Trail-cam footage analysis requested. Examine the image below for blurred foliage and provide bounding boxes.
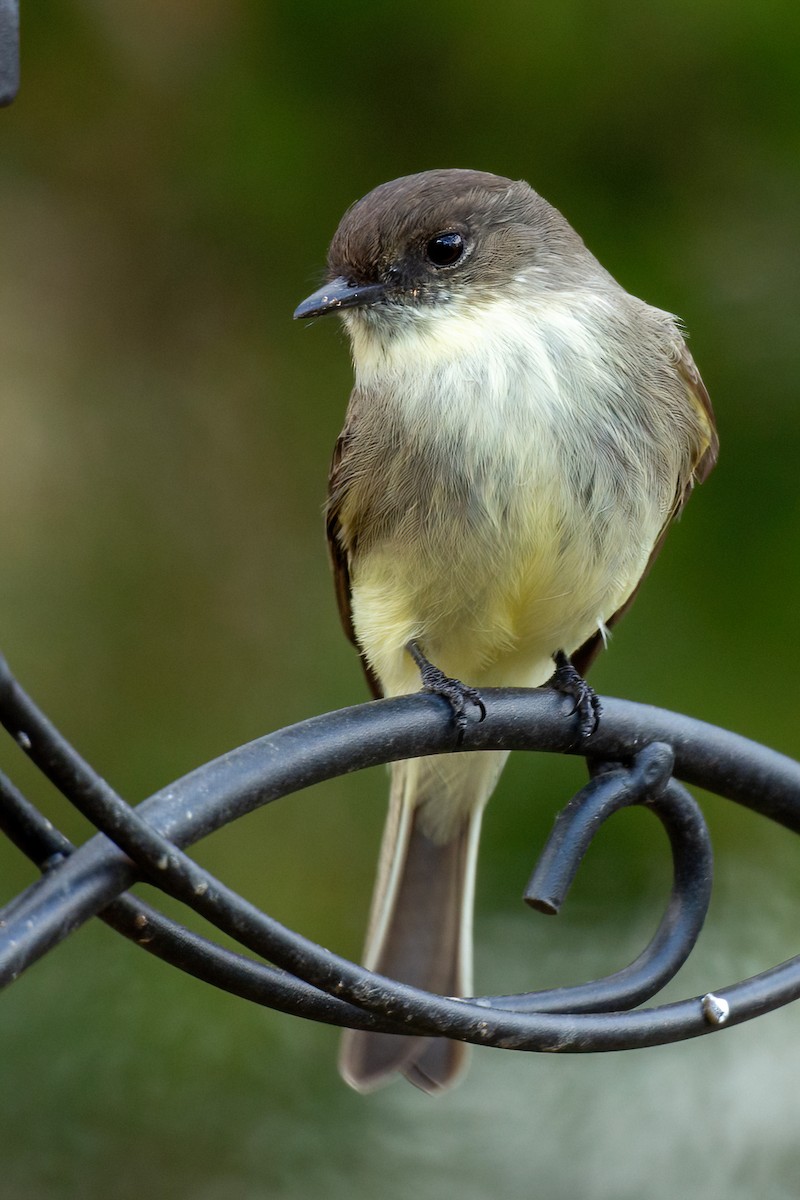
[1,1,800,1196]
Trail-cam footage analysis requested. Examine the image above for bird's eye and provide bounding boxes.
[426,231,465,267]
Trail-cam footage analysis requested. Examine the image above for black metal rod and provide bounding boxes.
[487,747,713,1014]
[1,656,800,1052]
[1,657,800,1051]
[0,766,396,1031]
[0,734,712,1026]
[0,766,72,868]
[525,743,676,913]
[0,0,19,107]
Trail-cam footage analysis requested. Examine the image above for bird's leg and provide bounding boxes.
[405,640,486,742]
[548,650,602,740]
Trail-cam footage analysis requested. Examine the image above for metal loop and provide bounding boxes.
[486,745,713,1015]
[1,652,800,1054]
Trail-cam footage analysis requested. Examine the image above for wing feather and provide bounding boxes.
[572,344,718,676]
[326,407,383,699]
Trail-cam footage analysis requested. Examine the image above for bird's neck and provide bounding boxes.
[346,289,621,433]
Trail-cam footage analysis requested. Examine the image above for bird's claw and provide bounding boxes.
[406,641,486,743]
[548,650,602,740]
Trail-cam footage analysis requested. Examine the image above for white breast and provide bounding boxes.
[343,290,684,695]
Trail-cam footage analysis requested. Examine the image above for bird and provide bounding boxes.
[293,168,718,1094]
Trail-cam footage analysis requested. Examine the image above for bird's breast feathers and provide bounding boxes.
[336,291,705,693]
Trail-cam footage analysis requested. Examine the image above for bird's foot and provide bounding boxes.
[548,650,602,740]
[406,640,486,743]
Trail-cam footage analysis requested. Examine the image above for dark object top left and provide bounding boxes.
[0,0,19,107]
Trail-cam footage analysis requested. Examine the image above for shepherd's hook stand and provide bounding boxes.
[2,652,800,1053]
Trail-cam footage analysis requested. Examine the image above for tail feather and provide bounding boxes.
[339,752,506,1094]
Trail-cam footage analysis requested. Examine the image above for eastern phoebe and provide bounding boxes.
[294,169,717,1094]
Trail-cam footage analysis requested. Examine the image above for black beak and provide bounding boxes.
[293,276,386,320]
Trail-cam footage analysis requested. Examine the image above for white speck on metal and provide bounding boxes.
[701,992,730,1026]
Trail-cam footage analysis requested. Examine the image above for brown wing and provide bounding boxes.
[676,343,718,487]
[326,416,383,699]
[572,344,719,677]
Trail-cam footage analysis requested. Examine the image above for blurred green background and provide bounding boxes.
[1,1,800,1196]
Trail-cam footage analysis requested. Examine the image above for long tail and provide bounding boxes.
[339,750,507,1094]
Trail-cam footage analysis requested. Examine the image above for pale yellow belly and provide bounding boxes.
[349,497,653,698]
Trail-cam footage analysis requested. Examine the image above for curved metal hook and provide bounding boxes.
[486,744,713,1014]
